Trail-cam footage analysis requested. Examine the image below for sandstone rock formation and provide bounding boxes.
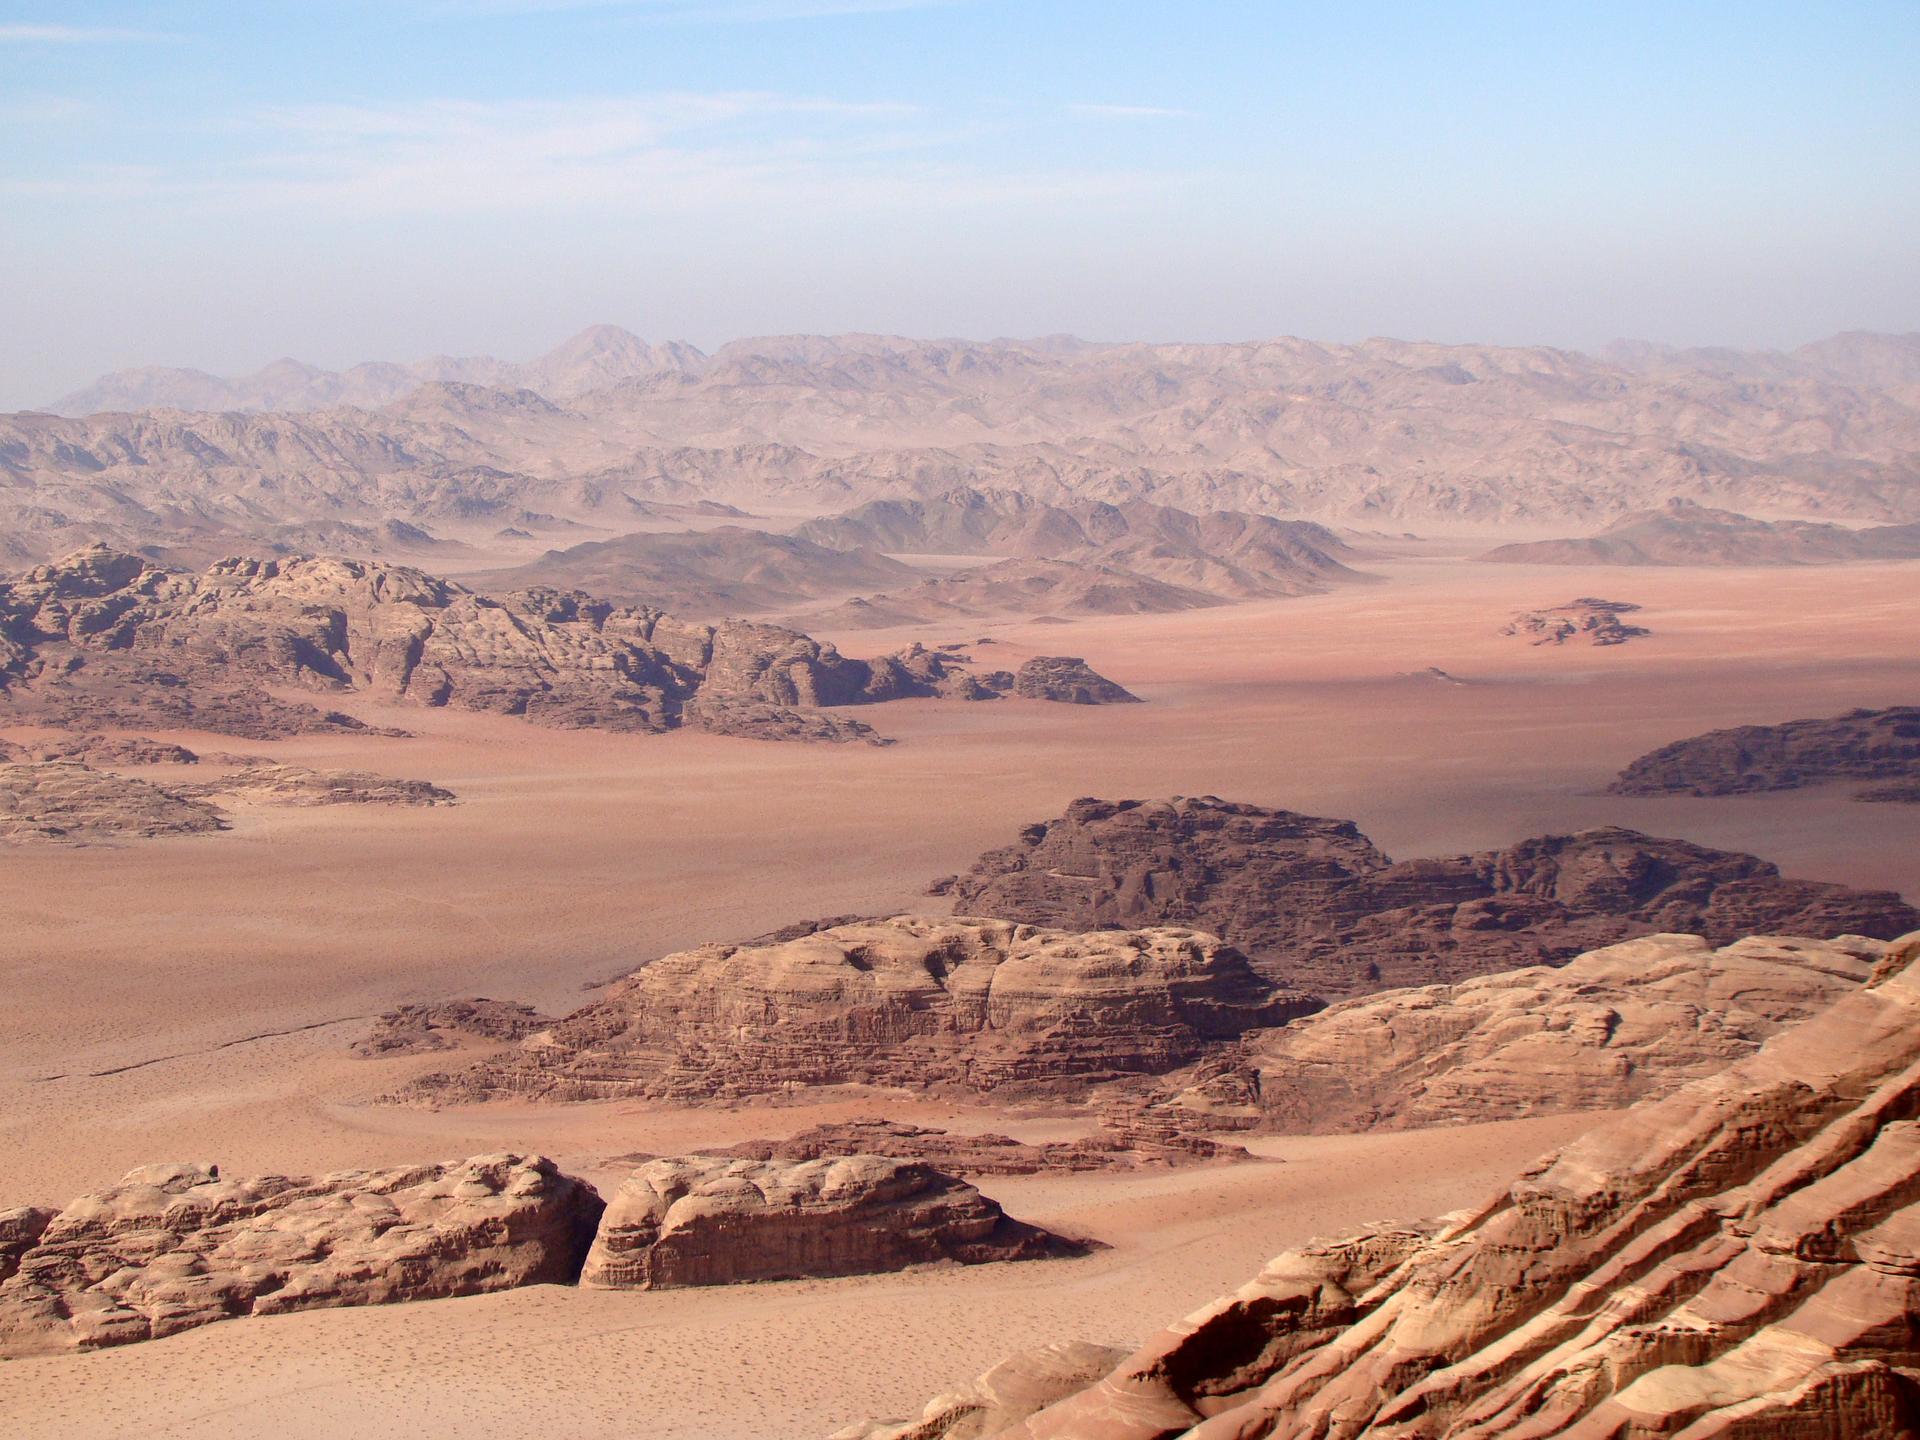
[0,733,203,766]
[579,1155,1077,1290]
[352,999,556,1058]
[843,929,1920,1439]
[1483,498,1920,565]
[1500,597,1649,645]
[1010,656,1140,705]
[828,1341,1130,1440]
[0,1154,604,1357]
[0,761,226,843]
[177,764,456,807]
[400,916,1315,1104]
[1611,704,1920,798]
[0,545,1038,743]
[722,1114,1247,1176]
[1221,931,1881,1133]
[943,797,1920,996]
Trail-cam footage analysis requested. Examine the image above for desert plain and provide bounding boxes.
[3,540,1916,1438]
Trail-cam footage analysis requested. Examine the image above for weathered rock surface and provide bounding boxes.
[0,761,226,843]
[401,916,1315,1104]
[723,1114,1248,1176]
[1224,931,1881,1133]
[0,545,1031,743]
[579,1155,1076,1290]
[1500,596,1649,646]
[1611,704,1920,798]
[944,796,1919,996]
[0,733,202,766]
[177,764,457,807]
[1010,656,1140,705]
[850,929,1920,1439]
[0,1154,604,1357]
[352,999,556,1058]
[828,1340,1131,1440]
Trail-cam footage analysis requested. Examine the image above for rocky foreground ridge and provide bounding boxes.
[839,929,1920,1439]
[399,916,1313,1104]
[941,797,1919,996]
[1611,705,1920,799]
[0,546,1137,743]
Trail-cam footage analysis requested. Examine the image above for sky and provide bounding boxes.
[2,0,1917,407]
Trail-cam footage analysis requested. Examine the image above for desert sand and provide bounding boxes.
[2,549,1916,1433]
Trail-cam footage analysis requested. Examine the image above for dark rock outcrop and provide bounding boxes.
[399,916,1316,1104]
[579,1155,1078,1289]
[1611,704,1920,797]
[1500,596,1649,645]
[944,796,1919,996]
[0,1154,604,1357]
[0,761,226,843]
[722,1114,1247,1176]
[177,764,457,807]
[352,998,556,1058]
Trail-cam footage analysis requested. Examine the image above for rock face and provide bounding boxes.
[0,545,1029,742]
[944,797,1920,997]
[177,764,456,807]
[0,761,226,843]
[0,1154,604,1357]
[352,999,555,1058]
[1483,499,1920,566]
[828,1341,1131,1440]
[1226,932,1880,1133]
[1500,597,1649,645]
[853,929,1920,1440]
[723,1115,1247,1176]
[578,1155,1077,1290]
[1611,705,1920,798]
[401,916,1315,1104]
[1011,656,1141,704]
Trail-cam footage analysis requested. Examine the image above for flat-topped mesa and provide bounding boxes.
[842,929,1920,1439]
[579,1155,1079,1290]
[943,796,1920,996]
[0,1154,604,1357]
[398,915,1316,1105]
[0,544,1078,742]
[1611,704,1920,798]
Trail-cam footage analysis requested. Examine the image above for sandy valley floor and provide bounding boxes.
[3,549,1917,1434]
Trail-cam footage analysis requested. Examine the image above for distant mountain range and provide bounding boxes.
[1483,499,1920,566]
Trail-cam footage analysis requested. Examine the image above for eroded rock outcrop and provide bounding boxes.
[579,1155,1077,1290]
[352,998,556,1058]
[400,916,1315,1104]
[1501,596,1649,646]
[1011,656,1140,704]
[944,797,1919,996]
[1218,931,1881,1133]
[845,930,1920,1439]
[0,761,226,843]
[0,545,1032,742]
[1611,704,1920,798]
[0,1154,604,1357]
[0,733,202,766]
[723,1114,1247,1176]
[828,1341,1131,1440]
[176,764,457,807]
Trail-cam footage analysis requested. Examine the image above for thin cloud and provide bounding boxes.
[1067,103,1195,120]
[0,23,171,43]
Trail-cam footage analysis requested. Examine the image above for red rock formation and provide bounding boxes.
[846,930,1920,1438]
[1611,705,1920,798]
[0,761,226,843]
[0,1154,604,1357]
[1501,596,1649,645]
[400,916,1315,1104]
[721,1115,1248,1175]
[944,797,1919,995]
[579,1155,1078,1289]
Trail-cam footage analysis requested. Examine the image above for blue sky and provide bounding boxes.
[2,1,1916,405]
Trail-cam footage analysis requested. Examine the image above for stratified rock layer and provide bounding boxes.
[0,1154,604,1357]
[1611,705,1920,798]
[402,916,1315,1104]
[0,761,225,843]
[1227,931,1880,1133]
[945,797,1919,996]
[851,930,1920,1439]
[579,1155,1076,1289]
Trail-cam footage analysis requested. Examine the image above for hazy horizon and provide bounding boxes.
[4,0,1917,409]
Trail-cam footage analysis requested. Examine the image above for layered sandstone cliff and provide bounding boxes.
[840,930,1920,1439]
[579,1155,1076,1289]
[401,916,1315,1104]
[0,1154,603,1357]
[942,797,1919,995]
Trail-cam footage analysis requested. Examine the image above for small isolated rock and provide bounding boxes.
[1011,656,1140,704]
[578,1155,1080,1290]
[1502,597,1649,646]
